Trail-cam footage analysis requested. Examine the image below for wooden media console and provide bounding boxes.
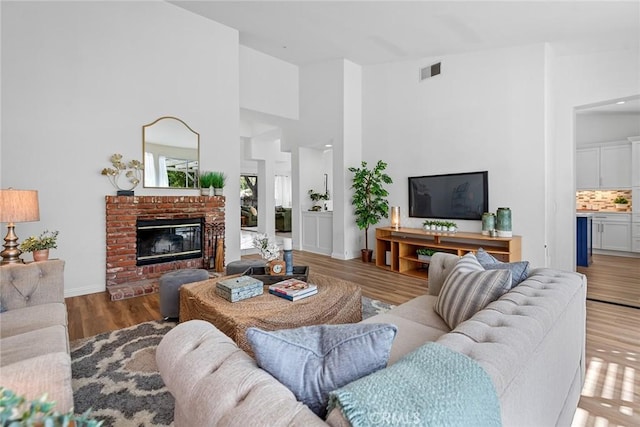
[375,227,522,279]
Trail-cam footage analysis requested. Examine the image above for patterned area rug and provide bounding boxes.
[70,296,394,426]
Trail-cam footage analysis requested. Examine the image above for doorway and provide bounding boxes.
[574,95,640,308]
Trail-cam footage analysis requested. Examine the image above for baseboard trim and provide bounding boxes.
[64,284,105,298]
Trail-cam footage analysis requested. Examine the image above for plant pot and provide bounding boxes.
[214,188,223,196]
[361,249,373,263]
[615,203,628,211]
[33,249,49,262]
[417,254,431,262]
[200,188,210,196]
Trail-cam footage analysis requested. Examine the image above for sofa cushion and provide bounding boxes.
[476,248,530,287]
[0,352,73,413]
[361,313,448,365]
[246,323,397,417]
[435,253,512,329]
[380,295,449,330]
[0,302,67,338]
[0,324,69,366]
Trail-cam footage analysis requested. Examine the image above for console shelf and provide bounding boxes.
[375,227,522,279]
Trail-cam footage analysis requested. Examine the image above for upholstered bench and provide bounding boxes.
[159,269,209,319]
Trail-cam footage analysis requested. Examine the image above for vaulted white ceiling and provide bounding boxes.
[171,1,639,66]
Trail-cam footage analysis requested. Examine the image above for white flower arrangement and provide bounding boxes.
[252,233,281,261]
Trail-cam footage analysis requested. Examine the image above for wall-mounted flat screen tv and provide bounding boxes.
[408,171,488,220]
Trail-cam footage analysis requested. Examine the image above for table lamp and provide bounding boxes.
[0,189,40,265]
[390,206,401,230]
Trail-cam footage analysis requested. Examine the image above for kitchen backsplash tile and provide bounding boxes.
[576,190,632,211]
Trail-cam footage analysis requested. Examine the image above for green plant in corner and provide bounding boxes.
[348,160,393,261]
[19,230,59,253]
[0,387,103,426]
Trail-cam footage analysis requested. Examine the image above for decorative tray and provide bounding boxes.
[242,265,309,286]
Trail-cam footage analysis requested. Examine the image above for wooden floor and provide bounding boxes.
[578,253,640,308]
[65,251,639,426]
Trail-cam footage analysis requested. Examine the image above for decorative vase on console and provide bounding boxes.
[496,207,512,237]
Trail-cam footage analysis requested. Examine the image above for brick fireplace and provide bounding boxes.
[105,195,225,300]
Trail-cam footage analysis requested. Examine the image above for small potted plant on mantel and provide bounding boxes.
[211,171,226,196]
[19,230,59,262]
[614,196,629,211]
[199,171,215,196]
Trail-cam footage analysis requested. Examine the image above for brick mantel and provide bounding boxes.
[105,195,225,300]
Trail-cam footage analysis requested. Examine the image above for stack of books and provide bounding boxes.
[268,278,317,301]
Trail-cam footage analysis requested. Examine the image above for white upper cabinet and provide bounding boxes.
[631,138,640,187]
[576,142,631,190]
[576,147,599,189]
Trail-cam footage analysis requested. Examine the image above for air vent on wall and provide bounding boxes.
[419,62,441,81]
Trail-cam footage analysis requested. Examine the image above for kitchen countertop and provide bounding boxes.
[576,209,631,214]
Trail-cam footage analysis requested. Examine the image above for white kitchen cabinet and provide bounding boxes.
[632,139,640,187]
[576,142,631,189]
[592,214,631,252]
[576,147,599,189]
[632,221,640,253]
[301,211,333,255]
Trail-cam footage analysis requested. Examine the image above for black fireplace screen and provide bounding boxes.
[136,218,203,266]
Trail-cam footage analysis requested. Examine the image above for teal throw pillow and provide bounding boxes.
[246,323,397,417]
[476,248,530,288]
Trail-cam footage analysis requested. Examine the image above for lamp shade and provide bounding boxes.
[390,206,400,229]
[0,189,40,223]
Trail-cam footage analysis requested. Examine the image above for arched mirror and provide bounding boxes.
[143,116,199,188]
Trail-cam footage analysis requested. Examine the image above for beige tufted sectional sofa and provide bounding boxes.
[157,252,587,426]
[0,260,73,411]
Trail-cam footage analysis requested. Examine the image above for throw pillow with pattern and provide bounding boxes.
[435,252,512,329]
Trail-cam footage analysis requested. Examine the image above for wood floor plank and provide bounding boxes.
[65,250,639,425]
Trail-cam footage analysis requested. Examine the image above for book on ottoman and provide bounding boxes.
[216,276,263,302]
[268,278,318,301]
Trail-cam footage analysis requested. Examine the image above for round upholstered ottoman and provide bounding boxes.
[226,259,267,275]
[159,269,210,319]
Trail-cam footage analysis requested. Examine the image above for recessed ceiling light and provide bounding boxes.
[325,144,333,148]
[616,101,626,105]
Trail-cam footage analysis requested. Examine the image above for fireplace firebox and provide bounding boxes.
[136,218,203,266]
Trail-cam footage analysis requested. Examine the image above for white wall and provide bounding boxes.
[547,41,640,270]
[1,1,240,296]
[363,44,547,265]
[576,113,640,145]
[289,60,345,251]
[240,46,299,120]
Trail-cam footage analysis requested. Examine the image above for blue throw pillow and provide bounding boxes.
[246,323,397,417]
[476,248,530,288]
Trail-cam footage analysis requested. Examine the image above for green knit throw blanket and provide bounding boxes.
[327,342,502,427]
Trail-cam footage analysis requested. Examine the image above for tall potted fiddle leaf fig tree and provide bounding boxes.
[348,160,393,262]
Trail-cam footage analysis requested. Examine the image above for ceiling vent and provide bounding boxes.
[420,62,441,82]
